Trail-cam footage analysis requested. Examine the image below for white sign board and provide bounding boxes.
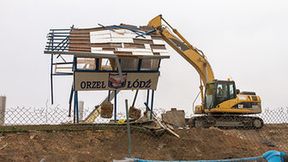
[74,72,160,91]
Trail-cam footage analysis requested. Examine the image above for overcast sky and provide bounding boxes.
[0,0,287,114]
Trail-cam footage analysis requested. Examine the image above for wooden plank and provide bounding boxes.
[91,43,122,48]
[91,37,134,43]
[117,48,151,53]
[69,45,91,49]
[91,48,114,54]
[69,46,91,50]
[124,43,145,49]
[133,38,153,44]
[150,44,166,49]
[69,41,91,44]
[132,51,154,56]
[114,51,133,55]
[69,34,90,38]
[55,66,72,69]
[102,48,116,51]
[69,37,90,41]
[69,35,89,38]
[69,30,91,53]
[69,49,91,52]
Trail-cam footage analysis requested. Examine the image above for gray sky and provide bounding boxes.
[0,0,287,114]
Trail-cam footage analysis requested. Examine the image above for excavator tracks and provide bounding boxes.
[189,115,264,129]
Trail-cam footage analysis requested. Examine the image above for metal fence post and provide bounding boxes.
[125,99,132,157]
[0,96,6,125]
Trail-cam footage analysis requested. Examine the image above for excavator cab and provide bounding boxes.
[204,80,236,109]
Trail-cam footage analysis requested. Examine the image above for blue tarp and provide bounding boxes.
[133,150,286,162]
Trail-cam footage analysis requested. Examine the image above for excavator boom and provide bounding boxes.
[148,15,214,86]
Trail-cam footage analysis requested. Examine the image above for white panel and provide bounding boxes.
[110,38,134,43]
[117,48,151,52]
[90,30,112,35]
[90,38,113,43]
[90,34,111,39]
[75,72,160,91]
[152,49,168,53]
[111,31,138,38]
[144,44,151,49]
[91,47,114,54]
[91,47,102,51]
[152,39,165,44]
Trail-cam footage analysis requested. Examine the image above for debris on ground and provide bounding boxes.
[161,108,186,128]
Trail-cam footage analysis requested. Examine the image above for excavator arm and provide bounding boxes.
[148,15,215,86]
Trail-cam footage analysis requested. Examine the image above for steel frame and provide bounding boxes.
[45,26,168,123]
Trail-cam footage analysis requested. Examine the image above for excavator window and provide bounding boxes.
[215,81,236,106]
[205,81,236,109]
[229,84,235,98]
[217,84,228,98]
[205,83,215,109]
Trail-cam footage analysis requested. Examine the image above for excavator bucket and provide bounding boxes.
[100,101,113,118]
[129,106,141,120]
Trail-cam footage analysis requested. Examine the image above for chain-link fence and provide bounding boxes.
[1,105,287,125]
[0,106,287,161]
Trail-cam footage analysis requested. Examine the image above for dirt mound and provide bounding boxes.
[0,124,287,162]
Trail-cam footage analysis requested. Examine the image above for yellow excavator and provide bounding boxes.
[148,15,263,128]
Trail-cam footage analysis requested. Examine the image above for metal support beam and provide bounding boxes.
[68,85,74,117]
[150,90,155,120]
[50,30,54,104]
[125,99,132,157]
[108,90,111,101]
[115,57,123,76]
[74,91,79,123]
[114,90,117,121]
[132,90,139,107]
[146,90,150,111]
[50,54,54,104]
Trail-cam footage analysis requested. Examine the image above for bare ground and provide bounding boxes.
[0,124,287,162]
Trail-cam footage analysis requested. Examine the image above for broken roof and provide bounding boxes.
[44,24,170,59]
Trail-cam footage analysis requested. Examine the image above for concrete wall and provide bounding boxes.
[0,96,6,125]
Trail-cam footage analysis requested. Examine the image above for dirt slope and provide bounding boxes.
[0,124,287,162]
